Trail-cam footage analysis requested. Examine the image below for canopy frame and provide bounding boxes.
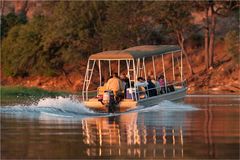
[82,45,185,101]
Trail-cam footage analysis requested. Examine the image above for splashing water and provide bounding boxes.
[0,97,109,119]
[0,96,198,120]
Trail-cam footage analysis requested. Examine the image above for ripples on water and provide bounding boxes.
[1,95,239,159]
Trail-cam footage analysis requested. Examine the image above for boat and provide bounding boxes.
[82,45,187,112]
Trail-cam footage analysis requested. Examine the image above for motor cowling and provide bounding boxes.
[103,90,114,104]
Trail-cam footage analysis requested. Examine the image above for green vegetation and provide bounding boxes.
[1,86,69,98]
[1,12,27,38]
[1,1,239,78]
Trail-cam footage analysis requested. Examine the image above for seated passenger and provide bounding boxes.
[135,77,148,99]
[106,73,124,101]
[120,73,130,89]
[158,75,166,94]
[120,74,127,98]
[147,76,157,97]
[167,82,175,92]
[150,75,161,94]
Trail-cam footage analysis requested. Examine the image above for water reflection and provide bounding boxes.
[81,112,185,158]
[1,96,239,159]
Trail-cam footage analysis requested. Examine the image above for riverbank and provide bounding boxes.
[1,85,238,98]
[1,42,239,94]
[1,86,70,98]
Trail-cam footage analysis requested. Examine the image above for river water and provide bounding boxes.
[1,95,239,159]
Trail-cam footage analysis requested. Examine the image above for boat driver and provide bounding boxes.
[106,73,124,102]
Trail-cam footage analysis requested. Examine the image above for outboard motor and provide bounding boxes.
[103,90,115,113]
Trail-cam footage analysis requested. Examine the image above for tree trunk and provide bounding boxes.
[204,5,209,70]
[177,31,194,76]
[209,4,216,68]
[1,0,5,16]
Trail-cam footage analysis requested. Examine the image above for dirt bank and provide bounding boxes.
[1,42,239,94]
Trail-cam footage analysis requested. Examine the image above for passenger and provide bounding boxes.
[158,75,166,94]
[150,75,161,94]
[135,77,148,99]
[120,75,126,89]
[167,81,175,92]
[120,74,127,98]
[120,73,130,88]
[106,73,124,101]
[147,76,157,97]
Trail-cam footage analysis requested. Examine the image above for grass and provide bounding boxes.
[0,86,69,98]
[0,86,97,106]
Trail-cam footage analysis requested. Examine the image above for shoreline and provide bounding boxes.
[1,85,239,97]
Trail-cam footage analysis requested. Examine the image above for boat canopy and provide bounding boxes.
[89,45,181,60]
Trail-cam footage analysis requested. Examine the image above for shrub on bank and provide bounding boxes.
[0,86,69,98]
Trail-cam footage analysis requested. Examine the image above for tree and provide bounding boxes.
[1,12,27,38]
[148,1,195,75]
[1,1,108,77]
[1,16,46,76]
[43,1,107,57]
[199,1,239,69]
[102,1,153,50]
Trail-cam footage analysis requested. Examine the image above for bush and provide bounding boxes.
[225,30,239,64]
[0,12,27,38]
[1,16,46,77]
[0,86,68,98]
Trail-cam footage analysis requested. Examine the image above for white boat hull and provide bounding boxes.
[83,87,187,111]
[138,87,187,106]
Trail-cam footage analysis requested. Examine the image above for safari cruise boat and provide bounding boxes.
[82,45,187,112]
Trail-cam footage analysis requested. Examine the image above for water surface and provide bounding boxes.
[1,95,239,159]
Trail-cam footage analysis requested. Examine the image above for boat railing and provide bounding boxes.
[132,80,187,101]
[85,80,186,102]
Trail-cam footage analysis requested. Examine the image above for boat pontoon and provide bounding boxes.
[82,45,187,112]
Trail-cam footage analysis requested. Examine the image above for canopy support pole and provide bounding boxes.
[109,60,111,76]
[99,60,102,86]
[126,60,131,88]
[176,57,181,81]
[136,58,140,78]
[143,58,147,80]
[172,52,175,81]
[132,59,138,100]
[162,55,167,93]
[132,59,136,82]
[181,51,183,83]
[118,60,120,76]
[82,60,96,101]
[82,60,89,101]
[152,56,156,80]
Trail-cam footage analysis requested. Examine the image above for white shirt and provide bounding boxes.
[134,81,148,87]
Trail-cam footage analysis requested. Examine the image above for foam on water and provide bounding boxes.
[0,97,109,119]
[0,96,198,120]
[136,100,199,113]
